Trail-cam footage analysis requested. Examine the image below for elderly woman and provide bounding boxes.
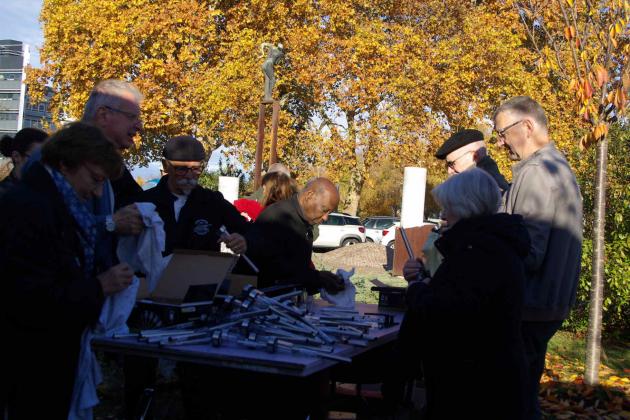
[0,127,48,199]
[401,168,529,419]
[0,122,135,419]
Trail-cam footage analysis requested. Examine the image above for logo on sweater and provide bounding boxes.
[193,219,211,236]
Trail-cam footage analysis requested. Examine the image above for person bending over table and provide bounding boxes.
[0,122,134,419]
[247,177,345,295]
[400,168,529,419]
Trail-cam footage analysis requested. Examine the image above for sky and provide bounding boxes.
[0,0,44,67]
[0,0,227,184]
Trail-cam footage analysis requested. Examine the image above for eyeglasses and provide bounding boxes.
[167,161,203,175]
[495,120,524,140]
[104,106,140,121]
[446,150,473,169]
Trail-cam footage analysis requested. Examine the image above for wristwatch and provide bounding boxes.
[105,215,116,233]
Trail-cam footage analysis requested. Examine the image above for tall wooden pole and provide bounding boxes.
[254,102,266,189]
[269,100,280,166]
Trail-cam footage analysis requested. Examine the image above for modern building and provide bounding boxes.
[0,39,53,136]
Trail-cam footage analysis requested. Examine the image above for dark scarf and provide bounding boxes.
[49,168,97,279]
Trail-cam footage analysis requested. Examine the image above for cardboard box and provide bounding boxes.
[145,249,238,304]
[224,274,258,296]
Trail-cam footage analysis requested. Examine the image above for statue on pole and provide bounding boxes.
[260,43,284,102]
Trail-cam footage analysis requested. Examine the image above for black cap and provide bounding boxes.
[435,129,484,159]
[163,136,206,161]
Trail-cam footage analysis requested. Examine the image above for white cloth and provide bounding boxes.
[116,202,167,293]
[68,203,169,419]
[68,277,139,420]
[319,268,357,308]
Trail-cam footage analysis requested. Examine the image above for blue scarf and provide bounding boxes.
[49,168,97,279]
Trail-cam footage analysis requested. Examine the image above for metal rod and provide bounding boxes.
[399,226,415,259]
[140,321,196,335]
[112,333,139,339]
[219,225,259,273]
[161,336,213,347]
[140,330,195,339]
[319,307,359,314]
[271,290,304,301]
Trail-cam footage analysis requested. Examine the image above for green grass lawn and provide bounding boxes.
[547,330,629,379]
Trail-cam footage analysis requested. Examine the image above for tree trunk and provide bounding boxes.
[340,110,363,216]
[584,137,608,385]
[344,171,364,216]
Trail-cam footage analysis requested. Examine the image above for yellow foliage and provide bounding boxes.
[30,0,583,212]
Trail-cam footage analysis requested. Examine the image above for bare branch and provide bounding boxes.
[556,0,584,79]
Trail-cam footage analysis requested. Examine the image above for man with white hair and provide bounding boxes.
[493,96,583,419]
[21,80,145,267]
[82,79,145,210]
[435,128,509,191]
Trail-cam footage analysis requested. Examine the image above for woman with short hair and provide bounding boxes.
[0,127,48,199]
[402,168,529,419]
[0,122,135,419]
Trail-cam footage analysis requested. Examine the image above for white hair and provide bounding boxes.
[432,168,501,220]
[82,79,143,122]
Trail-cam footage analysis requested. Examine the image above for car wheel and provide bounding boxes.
[365,237,374,243]
[387,240,395,250]
[342,238,360,246]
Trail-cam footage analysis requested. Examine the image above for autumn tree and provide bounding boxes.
[514,0,629,384]
[29,0,578,213]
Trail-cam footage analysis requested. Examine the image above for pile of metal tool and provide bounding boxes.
[113,285,395,363]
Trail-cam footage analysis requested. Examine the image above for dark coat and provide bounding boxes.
[0,162,105,419]
[403,213,529,420]
[111,165,143,210]
[476,155,510,192]
[137,176,249,255]
[247,195,322,293]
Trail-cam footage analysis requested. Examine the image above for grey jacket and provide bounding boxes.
[502,142,583,321]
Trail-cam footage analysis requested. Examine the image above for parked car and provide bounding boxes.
[313,213,366,249]
[379,221,401,249]
[380,221,439,249]
[362,216,399,243]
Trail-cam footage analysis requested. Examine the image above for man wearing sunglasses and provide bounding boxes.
[138,135,248,256]
[434,128,509,191]
[493,96,582,420]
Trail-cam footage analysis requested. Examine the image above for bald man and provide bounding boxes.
[247,177,345,294]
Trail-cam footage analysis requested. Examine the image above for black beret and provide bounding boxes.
[435,129,484,159]
[163,136,206,161]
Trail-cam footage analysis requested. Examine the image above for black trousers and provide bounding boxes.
[521,320,562,420]
[124,355,158,420]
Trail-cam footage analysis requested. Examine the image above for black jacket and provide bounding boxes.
[0,162,105,418]
[403,213,529,419]
[247,195,321,293]
[137,176,249,255]
[111,165,143,210]
[476,155,510,192]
